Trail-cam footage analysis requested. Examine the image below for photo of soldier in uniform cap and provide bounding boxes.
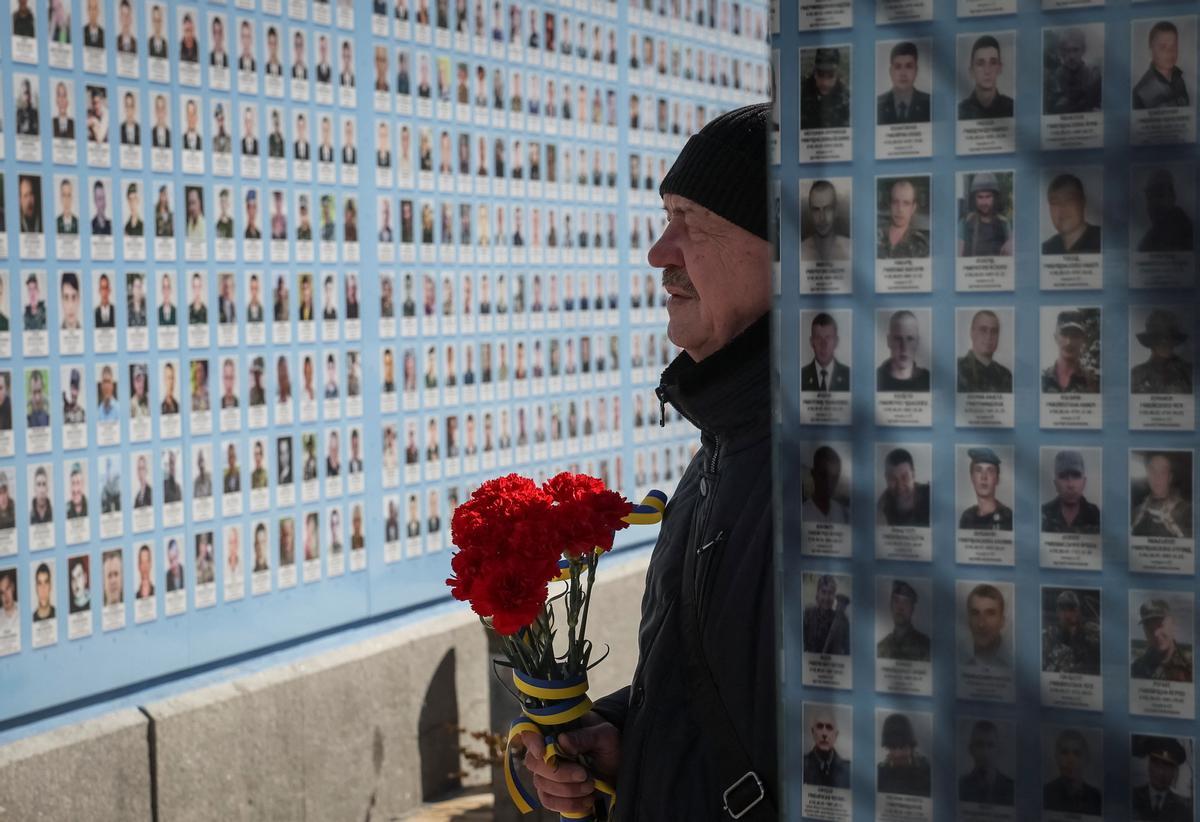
[877,712,931,797]
[1132,20,1192,111]
[803,573,850,656]
[1131,309,1193,395]
[877,41,931,125]
[877,579,930,662]
[957,310,1013,394]
[876,177,930,260]
[1135,168,1195,253]
[803,704,851,789]
[1042,588,1101,676]
[1042,309,1100,394]
[801,312,850,392]
[959,447,1013,531]
[958,718,1015,806]
[1044,27,1102,115]
[1132,735,1194,822]
[1131,451,1193,539]
[1042,449,1101,534]
[1043,727,1103,815]
[799,180,851,263]
[800,47,850,130]
[1132,596,1194,683]
[957,173,1013,258]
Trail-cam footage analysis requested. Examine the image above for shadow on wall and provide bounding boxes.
[420,648,462,801]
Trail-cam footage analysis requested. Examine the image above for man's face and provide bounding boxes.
[94,184,108,217]
[968,729,998,770]
[1054,327,1085,365]
[138,457,148,484]
[1144,615,1176,653]
[809,186,836,238]
[163,365,175,395]
[71,561,87,601]
[810,715,838,752]
[1151,30,1179,74]
[1148,756,1178,791]
[138,548,151,580]
[885,461,916,511]
[815,581,835,610]
[187,190,201,219]
[0,575,12,610]
[890,593,914,628]
[20,181,36,219]
[887,315,920,367]
[71,471,84,503]
[814,67,837,96]
[971,46,1002,92]
[56,83,69,115]
[967,593,1004,647]
[971,313,1000,358]
[973,188,995,217]
[889,181,916,230]
[1057,604,1080,631]
[100,370,115,400]
[34,470,49,502]
[105,557,122,601]
[1055,738,1084,780]
[889,54,917,93]
[223,362,235,394]
[241,23,252,53]
[1053,468,1086,505]
[648,194,771,361]
[970,462,999,500]
[810,323,838,365]
[62,283,80,325]
[1059,38,1085,70]
[36,570,51,607]
[1048,188,1085,236]
[61,182,75,215]
[1146,454,1173,499]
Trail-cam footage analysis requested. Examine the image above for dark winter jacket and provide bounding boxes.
[593,313,776,819]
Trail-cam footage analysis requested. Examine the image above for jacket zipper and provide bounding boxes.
[692,434,721,627]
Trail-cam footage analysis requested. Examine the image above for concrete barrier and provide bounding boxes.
[0,549,650,821]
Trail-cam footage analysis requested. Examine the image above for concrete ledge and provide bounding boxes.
[0,708,151,822]
[0,548,651,822]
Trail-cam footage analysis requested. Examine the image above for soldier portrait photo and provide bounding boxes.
[958,718,1015,806]
[876,579,930,663]
[1041,308,1101,395]
[877,712,932,798]
[957,309,1013,394]
[1041,588,1101,676]
[802,572,851,656]
[800,46,850,130]
[1132,19,1193,110]
[958,33,1015,120]
[1131,595,1194,683]
[801,444,850,526]
[1131,735,1194,822]
[876,40,931,126]
[958,446,1013,531]
[1133,167,1195,254]
[802,703,851,789]
[1041,449,1102,535]
[801,311,850,393]
[1043,26,1103,115]
[957,172,1013,258]
[1130,450,1193,539]
[1041,172,1103,255]
[799,179,851,263]
[876,176,930,260]
[876,309,931,392]
[1131,308,1193,395]
[877,446,931,528]
[958,582,1012,672]
[1042,727,1103,816]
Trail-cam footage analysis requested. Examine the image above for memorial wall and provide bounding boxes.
[0,0,769,723]
[775,0,1197,819]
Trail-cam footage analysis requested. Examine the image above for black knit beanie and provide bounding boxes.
[659,102,770,240]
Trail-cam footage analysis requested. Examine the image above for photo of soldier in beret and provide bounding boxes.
[959,447,1013,531]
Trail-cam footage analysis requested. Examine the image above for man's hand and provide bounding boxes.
[517,712,620,816]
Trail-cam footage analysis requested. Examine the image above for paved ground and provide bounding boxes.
[397,788,493,821]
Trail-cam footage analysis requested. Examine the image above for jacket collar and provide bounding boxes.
[656,312,771,439]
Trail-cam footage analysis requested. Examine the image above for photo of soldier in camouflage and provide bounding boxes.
[1041,588,1101,676]
[800,47,850,130]
[1131,597,1193,683]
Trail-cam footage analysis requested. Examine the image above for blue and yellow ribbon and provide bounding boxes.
[504,491,666,820]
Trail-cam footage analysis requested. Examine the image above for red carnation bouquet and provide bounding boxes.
[447,472,661,820]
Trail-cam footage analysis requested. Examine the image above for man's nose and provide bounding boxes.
[647,222,682,269]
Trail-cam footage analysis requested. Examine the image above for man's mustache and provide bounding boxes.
[661,266,696,296]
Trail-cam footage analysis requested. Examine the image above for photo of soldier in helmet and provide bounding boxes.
[877,712,932,797]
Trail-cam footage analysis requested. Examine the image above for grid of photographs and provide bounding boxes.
[0,0,770,718]
[781,2,1197,821]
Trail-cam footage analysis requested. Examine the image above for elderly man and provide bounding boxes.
[519,104,776,819]
[803,709,850,789]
